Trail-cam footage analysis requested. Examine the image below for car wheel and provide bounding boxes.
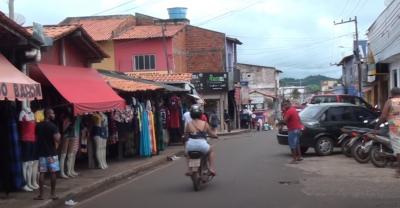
[314,136,334,156]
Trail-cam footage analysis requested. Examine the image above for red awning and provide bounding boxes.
[0,53,42,101]
[34,64,125,115]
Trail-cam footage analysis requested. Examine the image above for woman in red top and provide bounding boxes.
[282,100,304,164]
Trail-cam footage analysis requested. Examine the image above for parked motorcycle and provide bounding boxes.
[187,151,214,191]
[351,133,373,163]
[368,125,392,168]
[339,126,373,159]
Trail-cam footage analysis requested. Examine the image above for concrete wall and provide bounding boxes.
[237,64,278,89]
[92,41,116,70]
[40,38,88,67]
[113,38,173,72]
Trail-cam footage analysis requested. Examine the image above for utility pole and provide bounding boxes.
[160,22,171,74]
[9,0,15,20]
[334,16,362,97]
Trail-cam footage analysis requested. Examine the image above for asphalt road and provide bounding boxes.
[77,131,400,208]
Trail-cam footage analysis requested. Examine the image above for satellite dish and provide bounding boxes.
[14,13,26,25]
[5,12,25,25]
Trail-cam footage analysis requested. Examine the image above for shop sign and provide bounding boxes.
[191,73,228,92]
[249,94,264,104]
[0,82,42,100]
[234,87,241,104]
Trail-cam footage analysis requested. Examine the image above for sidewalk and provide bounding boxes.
[0,130,249,208]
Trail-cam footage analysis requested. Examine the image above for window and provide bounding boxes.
[134,55,155,70]
[324,107,349,122]
[354,107,377,122]
[391,69,399,88]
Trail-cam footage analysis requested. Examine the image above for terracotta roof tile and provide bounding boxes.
[125,71,192,83]
[60,16,133,41]
[26,25,79,40]
[102,75,162,92]
[25,25,109,58]
[114,25,186,40]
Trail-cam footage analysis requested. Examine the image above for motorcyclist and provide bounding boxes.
[184,104,218,176]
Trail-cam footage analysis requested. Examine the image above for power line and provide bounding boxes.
[91,0,135,16]
[338,0,350,17]
[238,33,352,55]
[195,0,264,26]
[346,0,362,17]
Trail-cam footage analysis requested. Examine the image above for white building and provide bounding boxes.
[279,86,307,104]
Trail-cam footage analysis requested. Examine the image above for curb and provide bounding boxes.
[34,149,185,208]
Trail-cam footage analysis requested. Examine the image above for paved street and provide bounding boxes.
[76,131,400,208]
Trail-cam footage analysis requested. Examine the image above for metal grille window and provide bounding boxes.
[134,55,155,70]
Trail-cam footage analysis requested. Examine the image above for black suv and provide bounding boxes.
[277,103,379,156]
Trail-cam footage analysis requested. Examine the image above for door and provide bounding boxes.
[319,106,359,140]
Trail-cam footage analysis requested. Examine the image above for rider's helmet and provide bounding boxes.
[190,104,202,119]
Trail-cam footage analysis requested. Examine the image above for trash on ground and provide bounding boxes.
[65,199,78,206]
[167,155,181,161]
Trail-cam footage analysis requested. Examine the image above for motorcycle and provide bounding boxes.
[368,125,393,168]
[338,126,373,159]
[351,133,374,163]
[187,151,214,191]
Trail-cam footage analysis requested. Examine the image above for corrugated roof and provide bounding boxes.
[114,25,186,40]
[125,71,192,83]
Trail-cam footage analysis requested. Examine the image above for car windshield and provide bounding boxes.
[300,105,322,119]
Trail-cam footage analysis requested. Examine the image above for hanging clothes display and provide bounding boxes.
[168,95,182,144]
[147,100,157,155]
[160,106,170,146]
[113,106,134,157]
[139,103,152,157]
[0,102,25,191]
[155,108,165,151]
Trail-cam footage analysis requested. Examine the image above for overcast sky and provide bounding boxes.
[0,0,388,79]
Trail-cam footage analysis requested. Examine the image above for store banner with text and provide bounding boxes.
[0,82,42,101]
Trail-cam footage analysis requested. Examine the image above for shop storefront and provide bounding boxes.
[191,72,229,131]
[0,53,43,193]
[99,70,189,159]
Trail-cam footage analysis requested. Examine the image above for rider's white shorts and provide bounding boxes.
[185,138,210,154]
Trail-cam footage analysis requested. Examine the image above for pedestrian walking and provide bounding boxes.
[224,109,231,132]
[209,110,220,131]
[34,108,61,200]
[376,87,400,178]
[281,100,303,164]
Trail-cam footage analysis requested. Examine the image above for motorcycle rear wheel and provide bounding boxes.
[352,142,370,163]
[370,146,389,168]
[341,138,352,157]
[191,172,201,191]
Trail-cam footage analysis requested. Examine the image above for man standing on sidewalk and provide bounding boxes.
[34,108,61,200]
[282,100,303,164]
[224,109,231,132]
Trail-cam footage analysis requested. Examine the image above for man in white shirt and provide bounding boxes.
[183,110,192,127]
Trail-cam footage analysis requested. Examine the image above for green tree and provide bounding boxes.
[292,89,300,100]
[307,84,320,93]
